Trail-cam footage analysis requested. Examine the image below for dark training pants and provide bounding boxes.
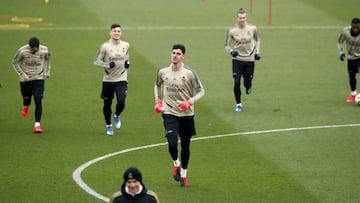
[162,114,196,169]
[347,58,360,91]
[102,81,127,125]
[20,80,44,122]
[232,59,254,104]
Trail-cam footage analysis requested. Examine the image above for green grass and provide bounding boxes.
[1,0,360,202]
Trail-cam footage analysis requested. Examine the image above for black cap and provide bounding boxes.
[123,167,142,182]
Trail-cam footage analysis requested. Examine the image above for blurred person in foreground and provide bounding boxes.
[94,23,130,135]
[12,37,51,133]
[109,167,159,203]
[225,8,261,112]
[154,44,205,187]
[338,17,360,103]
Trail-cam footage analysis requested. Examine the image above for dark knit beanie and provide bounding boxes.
[123,167,142,182]
[352,17,360,24]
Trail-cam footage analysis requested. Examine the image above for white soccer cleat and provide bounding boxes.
[114,115,121,129]
[235,104,242,112]
[106,125,114,135]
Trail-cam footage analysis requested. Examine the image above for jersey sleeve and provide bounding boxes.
[154,68,164,100]
[189,70,205,103]
[337,28,346,53]
[224,28,233,53]
[94,43,109,68]
[43,46,51,77]
[13,49,25,76]
[253,26,260,54]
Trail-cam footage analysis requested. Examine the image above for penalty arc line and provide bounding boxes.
[72,123,360,202]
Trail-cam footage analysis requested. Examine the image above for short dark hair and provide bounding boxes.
[172,44,186,54]
[29,37,40,48]
[110,23,121,30]
[352,17,360,24]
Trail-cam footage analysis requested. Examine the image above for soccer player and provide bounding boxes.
[154,44,205,187]
[12,37,51,133]
[94,23,130,135]
[225,8,261,112]
[108,167,159,203]
[338,17,360,103]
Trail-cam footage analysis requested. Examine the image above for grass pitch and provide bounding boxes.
[0,0,359,202]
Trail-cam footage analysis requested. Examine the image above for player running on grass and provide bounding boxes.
[12,37,51,133]
[94,23,130,135]
[154,44,205,187]
[338,17,360,103]
[225,8,261,112]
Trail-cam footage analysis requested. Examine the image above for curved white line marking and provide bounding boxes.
[72,142,168,202]
[72,123,360,202]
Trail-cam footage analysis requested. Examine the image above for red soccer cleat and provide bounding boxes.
[22,106,29,117]
[346,94,356,103]
[173,166,180,181]
[180,177,189,187]
[34,125,42,133]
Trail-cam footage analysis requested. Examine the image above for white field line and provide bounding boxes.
[0,25,342,31]
[72,123,360,202]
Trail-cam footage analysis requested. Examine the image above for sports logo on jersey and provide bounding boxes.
[181,76,186,83]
